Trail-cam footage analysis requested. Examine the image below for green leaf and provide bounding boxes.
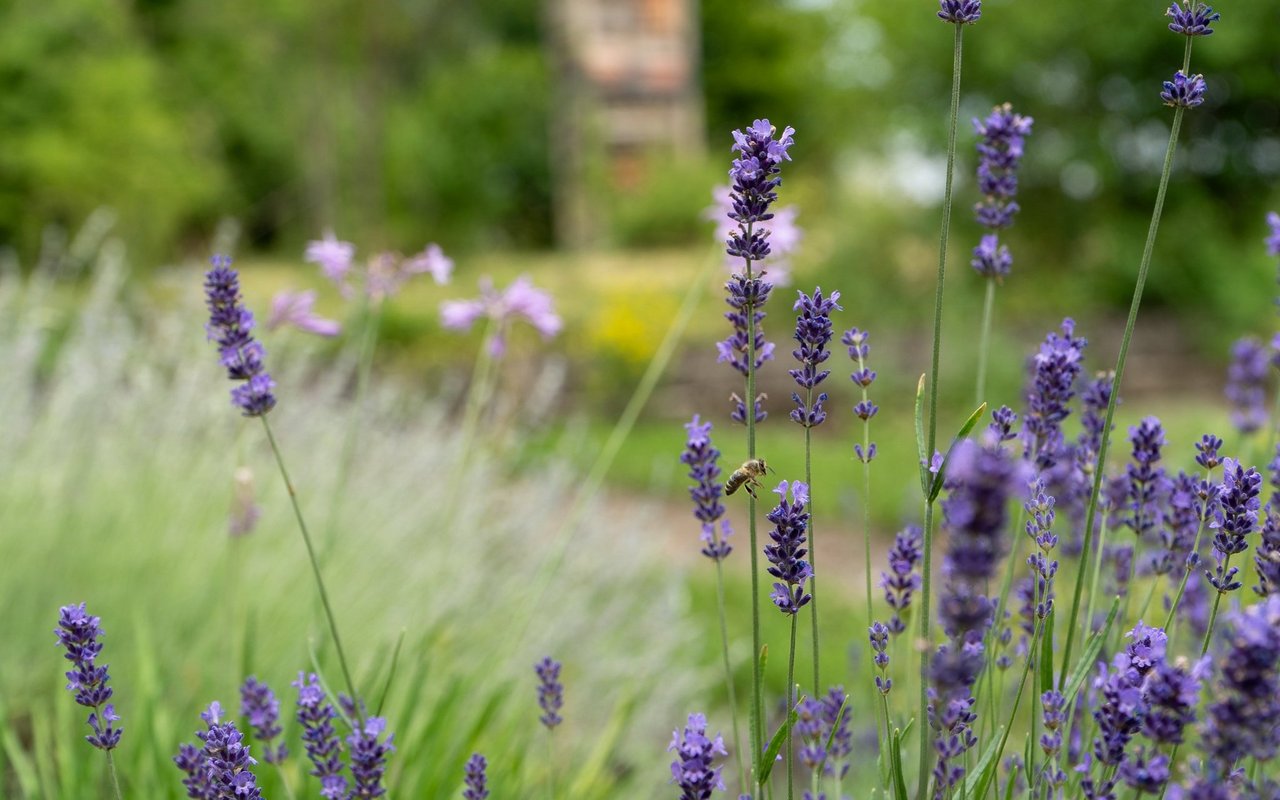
[823,694,850,755]
[1001,759,1020,800]
[1064,596,1121,704]
[890,727,909,800]
[961,724,1006,799]
[928,401,988,502]
[915,373,928,495]
[758,697,803,784]
[375,628,407,717]
[1039,608,1055,695]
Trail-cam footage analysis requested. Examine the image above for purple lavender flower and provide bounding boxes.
[1024,479,1058,621]
[441,275,562,359]
[240,676,287,764]
[988,405,1018,442]
[1039,690,1067,791]
[668,713,728,799]
[1255,510,1280,596]
[1206,459,1262,593]
[719,275,774,423]
[535,656,564,729]
[1165,2,1220,36]
[1225,337,1269,435]
[347,716,395,798]
[1199,595,1280,770]
[54,603,122,751]
[1267,211,1280,258]
[880,525,923,635]
[1091,659,1148,767]
[305,231,356,284]
[937,0,981,24]
[869,622,892,695]
[464,753,489,800]
[681,415,733,561]
[1022,320,1087,470]
[173,742,214,799]
[705,185,802,285]
[1118,747,1170,794]
[1142,656,1207,745]
[928,644,982,797]
[1161,71,1207,108]
[293,672,348,799]
[971,103,1033,277]
[942,438,1031,586]
[1196,434,1225,470]
[204,256,277,417]
[765,480,812,614]
[819,687,852,778]
[725,119,796,268]
[1078,373,1114,458]
[196,702,264,800]
[267,290,341,336]
[789,288,841,428]
[795,697,827,771]
[843,326,878,462]
[1123,417,1172,543]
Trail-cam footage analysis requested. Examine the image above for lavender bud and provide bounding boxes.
[1161,71,1207,109]
[535,656,564,729]
[681,416,733,561]
[293,672,348,799]
[464,753,489,800]
[239,676,287,764]
[54,603,122,751]
[937,0,981,24]
[1165,2,1220,36]
[668,713,728,798]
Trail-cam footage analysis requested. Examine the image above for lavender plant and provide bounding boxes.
[54,603,123,799]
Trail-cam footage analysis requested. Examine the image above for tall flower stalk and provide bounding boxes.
[202,257,362,720]
[680,416,744,790]
[845,327,879,638]
[918,5,978,793]
[1059,2,1217,686]
[790,288,840,692]
[970,103,1033,405]
[719,117,795,795]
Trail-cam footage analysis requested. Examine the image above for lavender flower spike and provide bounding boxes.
[464,753,489,800]
[790,288,841,427]
[1267,211,1280,258]
[54,603,122,751]
[1225,337,1269,435]
[1161,71,1207,109]
[1022,319,1087,470]
[240,676,287,764]
[764,480,812,615]
[293,672,348,799]
[1166,2,1220,36]
[668,713,728,799]
[347,716,395,798]
[880,525,923,635]
[1206,459,1262,593]
[535,656,564,729]
[196,702,264,800]
[681,415,733,560]
[972,103,1033,241]
[937,0,981,24]
[204,256,277,417]
[173,741,214,799]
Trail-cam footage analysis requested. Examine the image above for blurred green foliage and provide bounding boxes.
[1,0,1278,351]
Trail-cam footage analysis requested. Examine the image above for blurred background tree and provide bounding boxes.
[0,0,1277,351]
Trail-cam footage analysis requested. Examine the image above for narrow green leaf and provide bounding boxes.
[1039,608,1055,696]
[928,402,988,502]
[375,628,407,717]
[1,727,39,797]
[823,694,850,755]
[758,697,803,784]
[915,373,928,495]
[1064,596,1121,704]
[961,724,1006,798]
[890,727,909,800]
[1001,760,1020,800]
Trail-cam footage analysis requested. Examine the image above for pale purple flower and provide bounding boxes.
[668,713,728,798]
[403,243,454,285]
[441,275,562,358]
[267,290,341,336]
[1267,211,1280,258]
[306,231,357,285]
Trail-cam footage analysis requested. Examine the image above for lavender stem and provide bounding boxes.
[805,420,820,693]
[715,558,747,792]
[975,276,997,406]
[744,234,766,797]
[105,750,123,800]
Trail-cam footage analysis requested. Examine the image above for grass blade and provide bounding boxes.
[758,696,802,785]
[1064,596,1120,706]
[928,402,987,502]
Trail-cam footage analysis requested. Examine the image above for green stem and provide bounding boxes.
[1199,555,1231,657]
[1060,39,1194,687]
[277,764,299,800]
[745,239,766,798]
[805,420,820,693]
[457,317,501,466]
[787,614,798,800]
[547,731,556,800]
[918,25,966,799]
[856,351,875,644]
[717,559,748,793]
[261,416,362,723]
[974,277,997,407]
[105,750,123,800]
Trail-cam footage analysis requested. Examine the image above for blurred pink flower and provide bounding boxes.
[703,184,802,286]
[267,290,341,336]
[305,231,356,286]
[441,275,562,358]
[403,243,454,285]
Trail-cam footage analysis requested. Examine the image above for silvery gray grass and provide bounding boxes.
[1,231,706,797]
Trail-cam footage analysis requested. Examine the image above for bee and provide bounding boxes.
[725,458,770,498]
